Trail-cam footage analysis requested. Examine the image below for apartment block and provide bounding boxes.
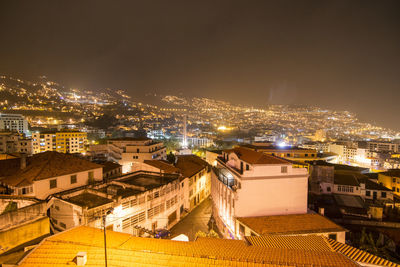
[0,131,32,155]
[32,130,87,154]
[107,137,166,173]
[0,113,28,135]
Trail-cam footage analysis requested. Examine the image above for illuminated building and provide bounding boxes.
[32,130,87,154]
[368,140,400,153]
[107,137,166,173]
[378,170,400,196]
[50,171,182,234]
[0,113,28,135]
[211,147,308,238]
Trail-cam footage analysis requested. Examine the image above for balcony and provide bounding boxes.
[213,167,237,191]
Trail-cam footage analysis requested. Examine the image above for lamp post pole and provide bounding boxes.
[103,215,108,267]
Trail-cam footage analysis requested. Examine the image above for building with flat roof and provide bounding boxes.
[0,113,28,135]
[107,137,166,173]
[50,171,182,235]
[0,131,32,155]
[211,146,309,238]
[31,130,87,154]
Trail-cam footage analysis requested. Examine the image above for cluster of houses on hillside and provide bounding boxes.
[1,138,400,266]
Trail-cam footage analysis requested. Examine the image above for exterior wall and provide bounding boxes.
[205,151,219,166]
[378,174,400,196]
[32,168,103,199]
[0,216,49,253]
[236,176,308,217]
[364,189,393,201]
[50,198,83,231]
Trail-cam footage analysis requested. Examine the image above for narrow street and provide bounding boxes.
[170,196,213,241]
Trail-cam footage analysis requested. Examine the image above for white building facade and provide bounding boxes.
[211,147,308,238]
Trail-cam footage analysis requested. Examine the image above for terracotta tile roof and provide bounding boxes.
[237,214,346,235]
[175,155,208,178]
[245,235,334,252]
[225,147,290,165]
[0,151,102,187]
[19,226,358,267]
[101,161,121,173]
[144,160,180,174]
[327,238,400,267]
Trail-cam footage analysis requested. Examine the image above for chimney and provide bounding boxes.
[318,207,325,216]
[20,154,26,170]
[76,252,87,266]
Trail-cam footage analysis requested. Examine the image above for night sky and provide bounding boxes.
[1,1,399,129]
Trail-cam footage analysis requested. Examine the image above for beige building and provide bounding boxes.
[0,131,32,155]
[107,137,166,173]
[0,151,103,200]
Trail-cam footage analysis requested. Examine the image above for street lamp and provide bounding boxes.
[103,208,114,267]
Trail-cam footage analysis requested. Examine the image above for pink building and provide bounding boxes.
[211,147,309,238]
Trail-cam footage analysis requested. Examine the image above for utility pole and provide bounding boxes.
[103,209,114,267]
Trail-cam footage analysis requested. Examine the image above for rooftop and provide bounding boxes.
[144,160,180,174]
[18,226,359,267]
[334,171,362,186]
[117,172,179,190]
[224,147,290,165]
[175,155,208,178]
[0,152,102,187]
[237,213,346,235]
[66,192,113,209]
[380,169,400,177]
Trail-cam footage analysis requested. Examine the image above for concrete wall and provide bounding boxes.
[33,168,103,199]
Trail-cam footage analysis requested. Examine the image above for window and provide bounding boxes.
[393,178,396,183]
[70,175,77,184]
[286,153,290,157]
[393,187,396,191]
[88,171,94,181]
[59,222,66,229]
[366,191,371,197]
[281,166,288,173]
[381,192,387,198]
[328,234,337,241]
[246,164,249,171]
[50,179,57,189]
[305,154,308,157]
[327,187,331,192]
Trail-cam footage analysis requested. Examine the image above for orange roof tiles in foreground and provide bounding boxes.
[237,213,346,235]
[18,226,359,267]
[224,147,290,165]
[327,238,400,267]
